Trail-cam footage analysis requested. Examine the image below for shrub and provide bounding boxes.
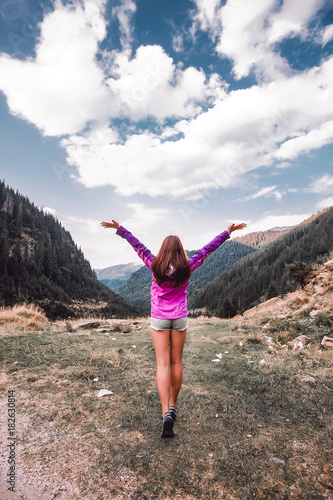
[314,312,332,327]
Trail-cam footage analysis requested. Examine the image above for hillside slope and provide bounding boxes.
[235,255,333,327]
[0,181,142,319]
[193,206,333,317]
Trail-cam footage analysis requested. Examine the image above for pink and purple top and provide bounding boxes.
[116,226,230,319]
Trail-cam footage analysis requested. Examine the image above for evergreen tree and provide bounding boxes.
[219,297,237,318]
[266,281,278,300]
[286,261,312,289]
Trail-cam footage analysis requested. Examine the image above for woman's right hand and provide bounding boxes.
[100,220,120,229]
[227,222,247,234]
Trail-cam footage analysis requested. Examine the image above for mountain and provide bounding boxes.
[117,239,257,312]
[233,228,291,249]
[94,262,143,291]
[192,207,333,317]
[233,210,328,249]
[0,181,142,320]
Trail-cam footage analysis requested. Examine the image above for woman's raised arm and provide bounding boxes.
[101,220,154,270]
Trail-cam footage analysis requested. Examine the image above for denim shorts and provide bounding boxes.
[150,316,188,331]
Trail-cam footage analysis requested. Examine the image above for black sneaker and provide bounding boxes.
[161,412,174,438]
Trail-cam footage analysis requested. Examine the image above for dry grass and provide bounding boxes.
[0,315,332,499]
[0,304,49,331]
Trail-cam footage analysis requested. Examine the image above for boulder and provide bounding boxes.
[73,321,100,330]
[288,334,310,351]
[321,336,333,348]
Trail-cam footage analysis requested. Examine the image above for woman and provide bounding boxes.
[101,220,246,438]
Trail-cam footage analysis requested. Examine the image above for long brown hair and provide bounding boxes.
[152,235,191,287]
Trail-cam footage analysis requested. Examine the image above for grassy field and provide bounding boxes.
[0,310,332,499]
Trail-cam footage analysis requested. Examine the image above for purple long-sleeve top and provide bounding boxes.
[116,226,230,319]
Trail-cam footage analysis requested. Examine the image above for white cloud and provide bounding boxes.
[322,24,333,46]
[311,174,333,194]
[61,55,333,199]
[172,34,184,53]
[122,203,169,231]
[112,0,136,50]
[316,197,333,209]
[106,45,224,122]
[238,186,283,202]
[192,0,326,80]
[268,0,325,44]
[0,0,332,204]
[274,121,333,160]
[191,0,222,38]
[42,206,58,217]
[0,0,110,136]
[61,215,101,233]
[245,212,311,233]
[0,1,224,135]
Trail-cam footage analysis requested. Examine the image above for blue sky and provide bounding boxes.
[0,0,333,268]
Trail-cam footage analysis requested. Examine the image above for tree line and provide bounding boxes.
[0,181,142,319]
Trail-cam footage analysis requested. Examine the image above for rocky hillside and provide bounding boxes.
[239,256,333,323]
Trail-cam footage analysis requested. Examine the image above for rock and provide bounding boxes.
[309,310,321,318]
[96,327,114,333]
[259,359,266,365]
[106,319,132,325]
[288,335,310,351]
[271,457,285,466]
[321,336,333,348]
[97,389,113,397]
[73,321,100,330]
[300,376,315,383]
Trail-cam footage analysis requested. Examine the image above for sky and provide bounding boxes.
[0,0,333,269]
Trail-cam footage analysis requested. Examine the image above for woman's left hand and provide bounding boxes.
[100,220,120,229]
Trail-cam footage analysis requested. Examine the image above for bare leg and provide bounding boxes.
[169,329,187,408]
[151,329,171,417]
